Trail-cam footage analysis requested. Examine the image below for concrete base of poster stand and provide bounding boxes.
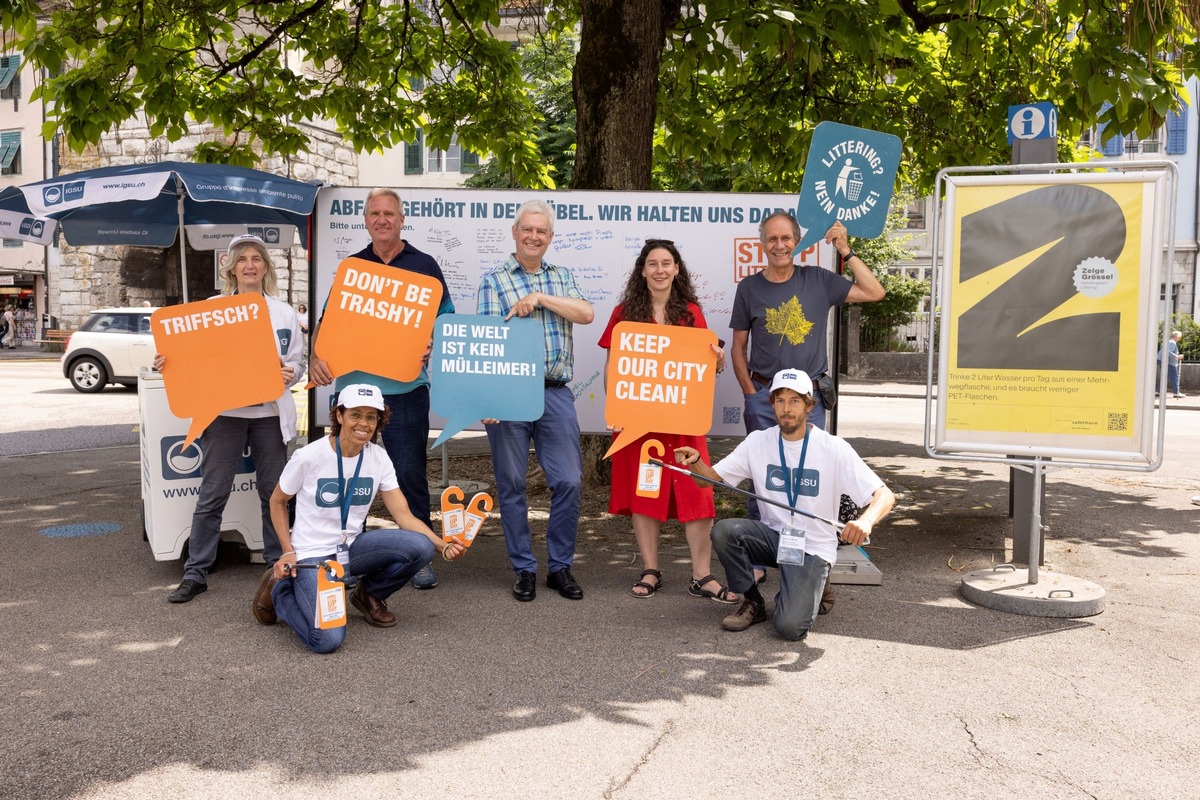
[831,544,883,586]
[961,564,1105,618]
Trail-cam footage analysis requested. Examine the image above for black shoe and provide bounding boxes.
[168,579,207,604]
[547,567,583,600]
[513,570,537,602]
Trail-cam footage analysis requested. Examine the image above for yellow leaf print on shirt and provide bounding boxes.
[765,296,813,345]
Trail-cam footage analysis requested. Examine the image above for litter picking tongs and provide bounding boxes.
[647,458,867,543]
[282,561,348,580]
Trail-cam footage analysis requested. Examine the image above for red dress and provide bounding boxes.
[599,303,716,522]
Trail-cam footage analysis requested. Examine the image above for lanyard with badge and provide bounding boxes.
[776,428,810,566]
[335,436,364,566]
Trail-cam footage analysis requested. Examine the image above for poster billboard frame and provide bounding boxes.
[924,160,1177,472]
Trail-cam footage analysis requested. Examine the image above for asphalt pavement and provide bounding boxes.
[2,348,1199,799]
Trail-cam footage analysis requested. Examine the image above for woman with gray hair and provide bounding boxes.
[156,234,305,604]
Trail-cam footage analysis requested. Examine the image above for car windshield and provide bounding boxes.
[82,313,137,334]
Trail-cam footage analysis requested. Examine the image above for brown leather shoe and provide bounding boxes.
[722,599,767,632]
[252,567,278,625]
[819,580,835,616]
[350,583,397,628]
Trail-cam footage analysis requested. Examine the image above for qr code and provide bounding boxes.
[722,406,741,425]
[1107,412,1129,432]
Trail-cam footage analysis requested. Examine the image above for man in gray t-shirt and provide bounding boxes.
[731,211,885,434]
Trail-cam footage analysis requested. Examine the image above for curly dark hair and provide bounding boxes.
[328,403,390,442]
[616,240,698,326]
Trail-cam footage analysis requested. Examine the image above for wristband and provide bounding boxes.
[281,550,295,557]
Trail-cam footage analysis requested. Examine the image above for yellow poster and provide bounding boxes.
[936,172,1167,462]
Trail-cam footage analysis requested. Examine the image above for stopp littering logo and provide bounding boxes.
[159,436,255,480]
[793,122,903,252]
[42,180,86,207]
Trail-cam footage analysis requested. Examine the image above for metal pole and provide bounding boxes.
[1028,458,1044,584]
[441,441,449,488]
[176,184,190,304]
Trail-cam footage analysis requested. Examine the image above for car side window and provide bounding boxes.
[138,315,151,334]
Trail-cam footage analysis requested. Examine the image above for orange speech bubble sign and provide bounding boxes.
[151,295,284,448]
[604,321,718,458]
[312,257,443,384]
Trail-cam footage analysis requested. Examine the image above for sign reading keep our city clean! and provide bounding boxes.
[794,122,903,252]
[935,170,1171,463]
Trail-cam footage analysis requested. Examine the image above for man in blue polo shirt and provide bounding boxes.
[477,199,594,603]
[310,188,454,589]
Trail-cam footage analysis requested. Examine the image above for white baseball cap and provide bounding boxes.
[769,369,814,397]
[226,233,270,257]
[337,383,385,411]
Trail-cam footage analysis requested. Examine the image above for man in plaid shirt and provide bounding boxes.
[477,199,594,603]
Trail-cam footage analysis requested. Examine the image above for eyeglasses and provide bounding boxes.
[343,410,380,424]
[644,238,675,247]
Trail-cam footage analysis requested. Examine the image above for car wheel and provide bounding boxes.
[69,356,109,393]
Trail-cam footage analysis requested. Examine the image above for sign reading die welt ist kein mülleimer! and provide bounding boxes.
[933,168,1173,464]
[430,314,545,447]
[312,189,839,435]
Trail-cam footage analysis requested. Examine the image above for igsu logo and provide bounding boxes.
[19,218,45,237]
[764,467,820,497]
[159,436,256,480]
[247,226,281,244]
[42,181,85,207]
[315,478,375,507]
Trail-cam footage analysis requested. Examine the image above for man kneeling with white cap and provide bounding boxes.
[673,370,894,641]
[256,384,466,653]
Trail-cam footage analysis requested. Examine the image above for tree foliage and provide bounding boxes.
[850,200,927,350]
[3,1,1198,194]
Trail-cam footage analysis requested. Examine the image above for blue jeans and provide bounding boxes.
[1168,362,1180,395]
[183,415,286,583]
[742,379,826,521]
[711,517,831,641]
[272,528,435,654]
[381,386,432,528]
[485,385,582,574]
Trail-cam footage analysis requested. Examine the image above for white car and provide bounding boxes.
[61,307,158,393]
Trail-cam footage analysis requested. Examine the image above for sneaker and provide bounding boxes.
[1192,496,1200,507]
[722,599,767,632]
[168,579,207,604]
[412,564,438,590]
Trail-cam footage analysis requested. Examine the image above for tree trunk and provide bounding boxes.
[571,0,681,190]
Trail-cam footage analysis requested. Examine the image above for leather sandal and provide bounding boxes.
[688,574,740,605]
[631,569,663,598]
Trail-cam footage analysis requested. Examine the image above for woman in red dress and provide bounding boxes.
[599,239,736,602]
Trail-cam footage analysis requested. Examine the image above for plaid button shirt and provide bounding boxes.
[476,255,587,382]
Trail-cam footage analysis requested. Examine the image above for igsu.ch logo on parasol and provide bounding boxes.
[247,226,281,245]
[42,180,87,207]
[19,218,45,238]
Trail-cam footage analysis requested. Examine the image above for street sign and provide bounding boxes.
[1008,102,1058,143]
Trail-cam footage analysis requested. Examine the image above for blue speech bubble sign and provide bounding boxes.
[794,122,904,253]
[430,314,545,448]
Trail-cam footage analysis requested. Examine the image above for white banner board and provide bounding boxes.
[312,188,837,436]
